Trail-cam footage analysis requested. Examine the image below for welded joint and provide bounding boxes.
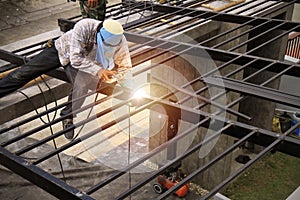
[226,120,235,126]
[76,191,86,197]
[23,160,32,166]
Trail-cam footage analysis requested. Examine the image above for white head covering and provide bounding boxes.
[95,19,124,70]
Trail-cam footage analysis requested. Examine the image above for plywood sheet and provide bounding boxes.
[201,0,245,12]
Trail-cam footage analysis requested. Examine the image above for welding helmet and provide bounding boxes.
[95,19,124,70]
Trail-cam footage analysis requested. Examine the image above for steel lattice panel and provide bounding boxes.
[0,0,300,199]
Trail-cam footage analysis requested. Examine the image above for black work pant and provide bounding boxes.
[0,45,61,98]
[0,45,103,119]
[60,65,101,119]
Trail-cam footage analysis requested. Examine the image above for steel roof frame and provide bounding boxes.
[1,0,300,199]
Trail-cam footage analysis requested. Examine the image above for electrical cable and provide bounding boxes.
[16,55,67,182]
[34,76,66,182]
[70,83,101,141]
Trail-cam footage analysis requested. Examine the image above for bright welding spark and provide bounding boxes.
[132,89,146,99]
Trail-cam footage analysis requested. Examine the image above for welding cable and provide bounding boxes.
[0,82,115,136]
[17,84,67,182]
[114,0,154,18]
[15,56,67,182]
[123,0,201,33]
[35,77,67,182]
[128,103,132,200]
[14,90,125,156]
[70,91,100,142]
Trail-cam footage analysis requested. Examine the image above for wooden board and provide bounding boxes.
[201,0,245,12]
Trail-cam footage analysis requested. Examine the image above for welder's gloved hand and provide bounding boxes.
[97,69,117,83]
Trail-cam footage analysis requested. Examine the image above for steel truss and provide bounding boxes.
[0,0,300,199]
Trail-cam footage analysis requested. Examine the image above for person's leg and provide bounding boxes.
[0,46,61,98]
[60,65,91,118]
[79,0,88,18]
[93,0,106,21]
[80,0,106,20]
[60,65,100,139]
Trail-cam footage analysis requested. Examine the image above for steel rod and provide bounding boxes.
[0,147,94,200]
[229,21,286,52]
[246,24,300,54]
[200,121,300,200]
[199,0,297,46]
[115,123,239,199]
[15,91,126,156]
[151,74,252,120]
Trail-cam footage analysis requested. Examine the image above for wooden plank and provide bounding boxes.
[201,0,246,12]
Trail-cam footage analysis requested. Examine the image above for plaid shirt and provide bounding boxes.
[55,18,132,76]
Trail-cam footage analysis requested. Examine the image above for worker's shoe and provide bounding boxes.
[62,118,74,140]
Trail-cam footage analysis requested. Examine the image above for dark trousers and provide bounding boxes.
[0,46,61,98]
[60,65,101,119]
[0,45,102,119]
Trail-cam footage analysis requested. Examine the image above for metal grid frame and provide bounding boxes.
[1,0,300,199]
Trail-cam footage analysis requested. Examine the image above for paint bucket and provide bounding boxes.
[291,113,300,136]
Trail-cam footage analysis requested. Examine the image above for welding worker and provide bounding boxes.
[0,18,132,139]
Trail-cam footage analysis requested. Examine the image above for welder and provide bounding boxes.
[0,18,133,140]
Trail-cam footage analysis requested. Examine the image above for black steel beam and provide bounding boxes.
[203,77,300,109]
[0,147,94,200]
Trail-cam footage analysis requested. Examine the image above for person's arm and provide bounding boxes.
[69,19,101,76]
[88,0,99,7]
